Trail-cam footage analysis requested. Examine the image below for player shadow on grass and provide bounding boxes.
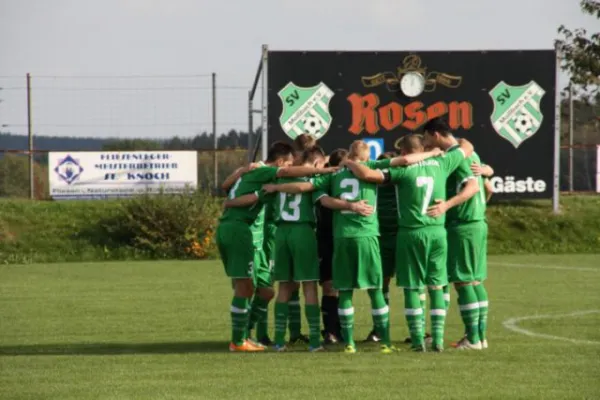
[0,341,231,356]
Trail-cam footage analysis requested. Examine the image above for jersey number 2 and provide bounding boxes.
[416,176,434,215]
[340,178,359,214]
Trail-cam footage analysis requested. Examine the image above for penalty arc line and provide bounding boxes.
[489,262,599,272]
[503,310,600,345]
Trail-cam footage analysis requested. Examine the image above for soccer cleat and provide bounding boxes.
[380,344,398,354]
[274,344,288,352]
[229,341,265,352]
[450,334,467,348]
[411,344,426,352]
[455,337,482,351]
[246,338,267,350]
[481,339,488,349]
[344,345,357,354]
[322,331,339,345]
[432,344,444,353]
[309,346,326,352]
[404,332,432,344]
[289,334,310,345]
[258,336,274,347]
[363,329,381,343]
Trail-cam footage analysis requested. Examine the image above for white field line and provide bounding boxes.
[503,310,600,345]
[490,262,599,272]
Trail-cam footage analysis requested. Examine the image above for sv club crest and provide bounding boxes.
[278,82,334,140]
[489,81,546,148]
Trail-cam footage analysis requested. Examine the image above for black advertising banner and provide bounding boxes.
[267,51,556,199]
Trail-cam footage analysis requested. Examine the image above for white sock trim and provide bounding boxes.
[478,301,489,308]
[431,309,447,316]
[338,307,355,316]
[419,293,427,301]
[372,306,389,316]
[443,293,451,301]
[459,302,480,311]
[405,308,423,316]
[231,306,248,314]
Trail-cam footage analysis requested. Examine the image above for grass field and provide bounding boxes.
[1,255,600,399]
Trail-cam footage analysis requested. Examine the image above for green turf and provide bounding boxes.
[1,255,599,399]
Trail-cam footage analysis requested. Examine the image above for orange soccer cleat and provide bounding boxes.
[229,340,266,352]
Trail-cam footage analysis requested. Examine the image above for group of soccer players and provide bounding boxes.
[216,117,494,353]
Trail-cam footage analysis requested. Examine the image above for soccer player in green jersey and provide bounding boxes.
[217,141,335,352]
[346,134,474,352]
[423,118,494,350]
[264,140,442,354]
[271,146,374,352]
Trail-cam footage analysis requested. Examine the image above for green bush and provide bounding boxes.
[101,190,221,259]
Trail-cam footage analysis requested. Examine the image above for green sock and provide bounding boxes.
[274,302,289,347]
[474,283,489,341]
[249,296,269,339]
[429,288,447,349]
[368,289,391,346]
[305,304,321,348]
[338,290,355,347]
[231,296,250,346]
[403,288,424,347]
[419,287,427,335]
[443,285,450,310]
[288,290,302,338]
[457,285,481,344]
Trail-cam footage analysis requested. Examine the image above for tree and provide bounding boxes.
[556,0,600,102]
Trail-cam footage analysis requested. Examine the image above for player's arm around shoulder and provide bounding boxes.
[317,193,375,216]
[223,192,260,208]
[221,162,261,190]
[389,148,444,167]
[343,160,385,183]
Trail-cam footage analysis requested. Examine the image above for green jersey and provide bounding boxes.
[377,184,398,236]
[311,159,391,238]
[389,150,466,229]
[274,177,327,225]
[445,146,486,226]
[220,164,278,228]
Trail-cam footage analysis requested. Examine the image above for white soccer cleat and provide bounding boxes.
[455,337,482,350]
[481,339,488,349]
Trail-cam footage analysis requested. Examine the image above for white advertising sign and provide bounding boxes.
[48,151,198,199]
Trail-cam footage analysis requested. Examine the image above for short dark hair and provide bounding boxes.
[328,148,348,167]
[423,118,451,137]
[266,141,294,162]
[293,134,318,152]
[377,151,395,160]
[301,145,326,164]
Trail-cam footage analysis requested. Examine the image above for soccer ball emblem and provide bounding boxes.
[513,113,534,136]
[302,116,323,136]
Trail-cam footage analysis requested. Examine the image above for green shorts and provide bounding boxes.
[263,223,277,270]
[216,221,254,281]
[396,226,447,289]
[379,235,396,279]
[332,236,382,290]
[447,221,488,283]
[273,223,319,282]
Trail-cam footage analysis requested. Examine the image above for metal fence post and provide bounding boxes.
[568,83,574,192]
[552,44,561,214]
[26,73,34,200]
[212,72,217,192]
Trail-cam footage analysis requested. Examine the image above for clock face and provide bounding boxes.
[400,72,425,98]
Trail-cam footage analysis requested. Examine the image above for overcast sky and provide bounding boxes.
[0,0,597,139]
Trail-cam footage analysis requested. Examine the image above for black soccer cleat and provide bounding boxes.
[258,336,274,346]
[289,334,310,345]
[363,329,381,343]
